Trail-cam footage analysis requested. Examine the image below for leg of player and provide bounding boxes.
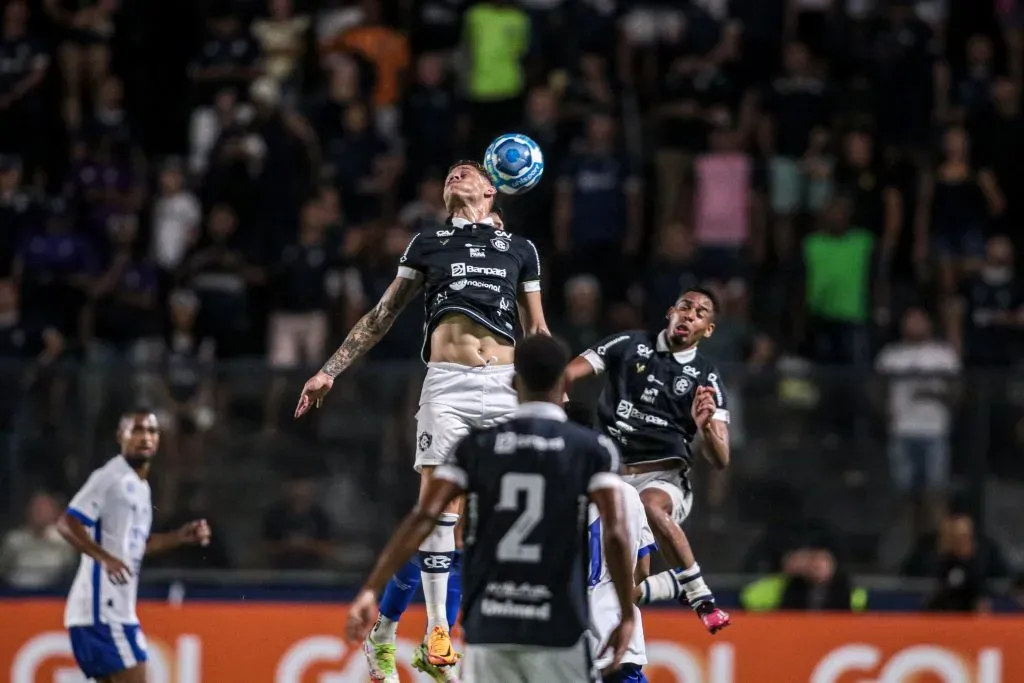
[635,489,730,634]
[409,466,462,683]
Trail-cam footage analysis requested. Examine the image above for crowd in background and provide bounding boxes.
[2,0,1024,598]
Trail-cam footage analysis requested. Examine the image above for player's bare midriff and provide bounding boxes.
[430,313,515,366]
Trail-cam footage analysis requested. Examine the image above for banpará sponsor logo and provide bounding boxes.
[615,400,669,426]
[450,263,507,278]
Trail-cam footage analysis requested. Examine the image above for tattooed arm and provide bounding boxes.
[294,276,422,417]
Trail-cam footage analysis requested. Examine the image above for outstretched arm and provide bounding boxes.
[322,276,422,377]
[295,276,421,417]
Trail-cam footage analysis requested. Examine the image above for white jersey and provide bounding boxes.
[587,480,656,669]
[64,456,152,627]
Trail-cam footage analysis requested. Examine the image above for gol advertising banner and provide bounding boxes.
[2,600,1022,683]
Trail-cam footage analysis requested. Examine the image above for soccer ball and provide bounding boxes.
[483,133,545,195]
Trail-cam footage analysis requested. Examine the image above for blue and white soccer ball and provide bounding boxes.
[483,133,545,195]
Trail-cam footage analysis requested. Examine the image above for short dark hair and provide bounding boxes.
[447,160,493,186]
[564,400,593,428]
[681,286,720,317]
[514,335,570,394]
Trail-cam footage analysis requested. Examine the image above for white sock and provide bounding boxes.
[637,570,681,605]
[676,563,713,605]
[370,614,398,644]
[637,563,714,606]
[419,512,458,635]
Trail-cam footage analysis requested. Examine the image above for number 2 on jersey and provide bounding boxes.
[495,473,545,562]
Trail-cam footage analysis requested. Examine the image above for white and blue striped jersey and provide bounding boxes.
[64,455,152,627]
[587,480,656,669]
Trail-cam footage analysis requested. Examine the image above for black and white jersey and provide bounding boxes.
[433,402,621,648]
[397,216,542,362]
[581,330,729,469]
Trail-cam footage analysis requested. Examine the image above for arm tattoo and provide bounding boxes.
[321,277,420,377]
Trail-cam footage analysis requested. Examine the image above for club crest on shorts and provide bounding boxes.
[418,432,432,451]
[673,376,693,396]
[491,237,509,252]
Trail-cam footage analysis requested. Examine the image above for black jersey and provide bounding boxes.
[434,402,621,648]
[582,330,729,469]
[397,217,542,362]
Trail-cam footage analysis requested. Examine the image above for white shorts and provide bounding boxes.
[414,362,517,472]
[622,469,694,525]
[463,637,598,683]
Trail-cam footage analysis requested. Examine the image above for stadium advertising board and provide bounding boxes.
[2,601,1021,683]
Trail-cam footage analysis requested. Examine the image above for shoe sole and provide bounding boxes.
[413,646,460,683]
[363,641,395,682]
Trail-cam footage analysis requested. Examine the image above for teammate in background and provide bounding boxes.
[295,161,549,682]
[57,410,211,683]
[564,287,732,634]
[565,401,655,683]
[346,335,635,683]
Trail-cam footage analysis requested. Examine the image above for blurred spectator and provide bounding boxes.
[865,0,936,150]
[156,290,215,512]
[0,1,51,175]
[552,274,603,353]
[251,0,310,102]
[308,56,362,153]
[12,200,97,336]
[322,0,408,136]
[902,513,1010,612]
[833,129,904,274]
[554,112,642,299]
[461,0,530,152]
[190,89,247,178]
[83,76,134,149]
[0,278,64,364]
[151,160,202,281]
[741,545,867,612]
[342,224,423,362]
[876,307,959,535]
[180,205,262,358]
[951,35,997,124]
[974,78,1024,232]
[264,198,336,427]
[88,217,160,363]
[636,226,699,331]
[44,0,116,130]
[693,123,754,281]
[760,42,833,259]
[948,235,1024,365]
[326,100,401,224]
[261,475,336,569]
[0,157,39,277]
[398,174,448,234]
[189,13,261,106]
[0,491,75,589]
[915,126,1003,299]
[400,52,457,186]
[800,194,873,366]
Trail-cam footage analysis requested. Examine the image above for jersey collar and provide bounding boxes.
[451,216,495,229]
[656,330,697,364]
[514,402,567,422]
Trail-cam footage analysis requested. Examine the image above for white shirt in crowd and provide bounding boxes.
[151,191,201,271]
[0,525,76,589]
[875,340,960,438]
[64,456,153,627]
[588,480,657,670]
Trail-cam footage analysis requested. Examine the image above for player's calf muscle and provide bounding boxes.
[419,467,462,515]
